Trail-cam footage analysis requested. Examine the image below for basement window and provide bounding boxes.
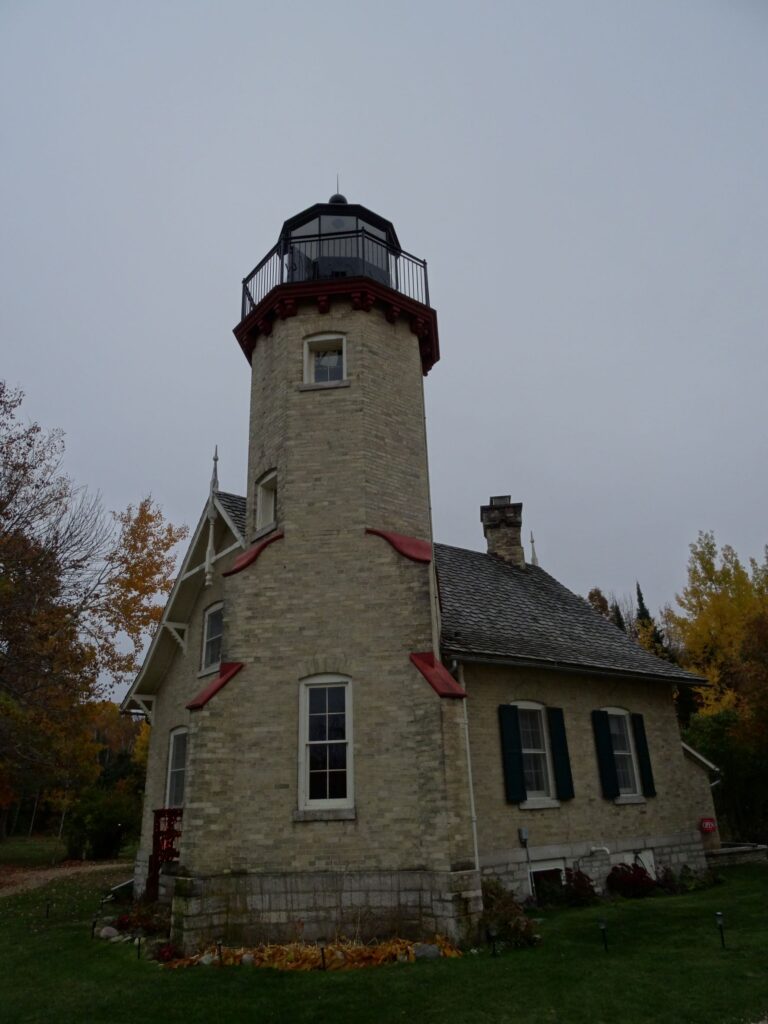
[304,334,346,385]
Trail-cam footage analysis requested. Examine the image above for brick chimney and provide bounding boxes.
[480,496,526,567]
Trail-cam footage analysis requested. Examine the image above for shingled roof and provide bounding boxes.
[216,491,246,537]
[201,492,696,684]
[435,543,701,684]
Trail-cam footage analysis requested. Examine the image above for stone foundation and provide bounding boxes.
[481,830,708,896]
[168,867,483,953]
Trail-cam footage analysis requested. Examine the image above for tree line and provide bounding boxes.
[0,382,187,850]
[588,534,768,844]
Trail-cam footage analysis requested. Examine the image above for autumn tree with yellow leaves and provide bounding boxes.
[664,532,768,841]
[0,382,187,838]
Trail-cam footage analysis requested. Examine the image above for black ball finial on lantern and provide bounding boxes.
[328,193,348,205]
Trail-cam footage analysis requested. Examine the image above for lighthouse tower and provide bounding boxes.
[138,195,481,949]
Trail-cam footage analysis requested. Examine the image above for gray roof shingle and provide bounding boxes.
[435,543,700,684]
[215,491,246,538]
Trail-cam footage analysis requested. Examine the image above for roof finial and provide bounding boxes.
[530,531,539,567]
[210,445,219,496]
[336,171,340,194]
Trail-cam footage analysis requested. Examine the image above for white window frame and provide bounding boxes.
[603,707,641,798]
[200,602,223,675]
[303,333,347,385]
[165,727,188,808]
[298,674,354,811]
[513,700,559,809]
[255,469,277,533]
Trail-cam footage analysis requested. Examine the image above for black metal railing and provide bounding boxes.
[241,230,429,320]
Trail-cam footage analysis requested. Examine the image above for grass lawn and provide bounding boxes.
[0,837,67,868]
[2,865,768,1024]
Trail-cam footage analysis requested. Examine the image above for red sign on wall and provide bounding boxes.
[699,817,717,834]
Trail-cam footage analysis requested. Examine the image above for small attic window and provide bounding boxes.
[255,470,277,532]
[304,334,346,385]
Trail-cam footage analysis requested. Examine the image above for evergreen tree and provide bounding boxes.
[609,601,626,633]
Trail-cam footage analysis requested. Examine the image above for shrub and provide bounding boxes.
[656,864,723,895]
[606,863,657,899]
[64,787,141,860]
[114,905,170,936]
[480,878,539,948]
[563,868,599,907]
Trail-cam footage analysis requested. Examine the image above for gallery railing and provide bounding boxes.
[241,230,429,319]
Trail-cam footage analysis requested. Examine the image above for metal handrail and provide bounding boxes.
[241,229,429,320]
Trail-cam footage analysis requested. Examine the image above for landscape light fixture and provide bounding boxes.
[715,911,725,949]
[216,938,223,965]
[598,918,608,952]
[488,923,499,957]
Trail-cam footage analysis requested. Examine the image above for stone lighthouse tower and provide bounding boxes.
[129,195,482,950]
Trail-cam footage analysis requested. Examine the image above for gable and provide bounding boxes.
[121,492,246,712]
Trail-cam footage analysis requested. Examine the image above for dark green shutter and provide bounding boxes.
[498,705,526,804]
[592,709,620,799]
[631,713,656,797]
[546,707,574,800]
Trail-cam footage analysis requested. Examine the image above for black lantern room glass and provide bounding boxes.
[279,195,400,289]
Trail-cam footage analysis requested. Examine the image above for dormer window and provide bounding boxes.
[255,469,277,532]
[201,602,223,673]
[304,334,346,385]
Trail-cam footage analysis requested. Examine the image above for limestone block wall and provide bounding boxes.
[463,663,716,893]
[171,867,483,951]
[134,561,233,895]
[245,302,432,543]
[179,533,475,878]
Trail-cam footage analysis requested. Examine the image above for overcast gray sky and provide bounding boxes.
[2,0,767,631]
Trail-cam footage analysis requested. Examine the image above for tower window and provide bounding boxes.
[201,603,223,673]
[299,675,354,810]
[255,470,277,533]
[304,334,346,385]
[166,728,188,807]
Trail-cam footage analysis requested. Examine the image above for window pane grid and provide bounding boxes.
[314,349,343,382]
[306,685,347,802]
[518,708,550,797]
[202,606,223,670]
[608,713,638,794]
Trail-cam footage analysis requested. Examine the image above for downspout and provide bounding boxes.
[456,661,480,873]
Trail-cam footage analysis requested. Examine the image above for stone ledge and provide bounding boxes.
[292,808,356,822]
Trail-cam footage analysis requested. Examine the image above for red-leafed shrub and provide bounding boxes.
[153,942,182,963]
[563,868,599,906]
[606,863,657,899]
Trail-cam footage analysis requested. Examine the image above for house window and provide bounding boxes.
[201,603,223,673]
[498,702,574,806]
[518,703,552,798]
[304,334,346,385]
[166,728,188,807]
[255,470,277,532]
[299,676,353,809]
[608,711,638,795]
[592,708,656,801]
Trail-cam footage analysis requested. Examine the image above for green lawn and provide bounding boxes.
[2,865,768,1024]
[0,836,67,867]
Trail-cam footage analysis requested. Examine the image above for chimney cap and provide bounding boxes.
[490,495,512,507]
